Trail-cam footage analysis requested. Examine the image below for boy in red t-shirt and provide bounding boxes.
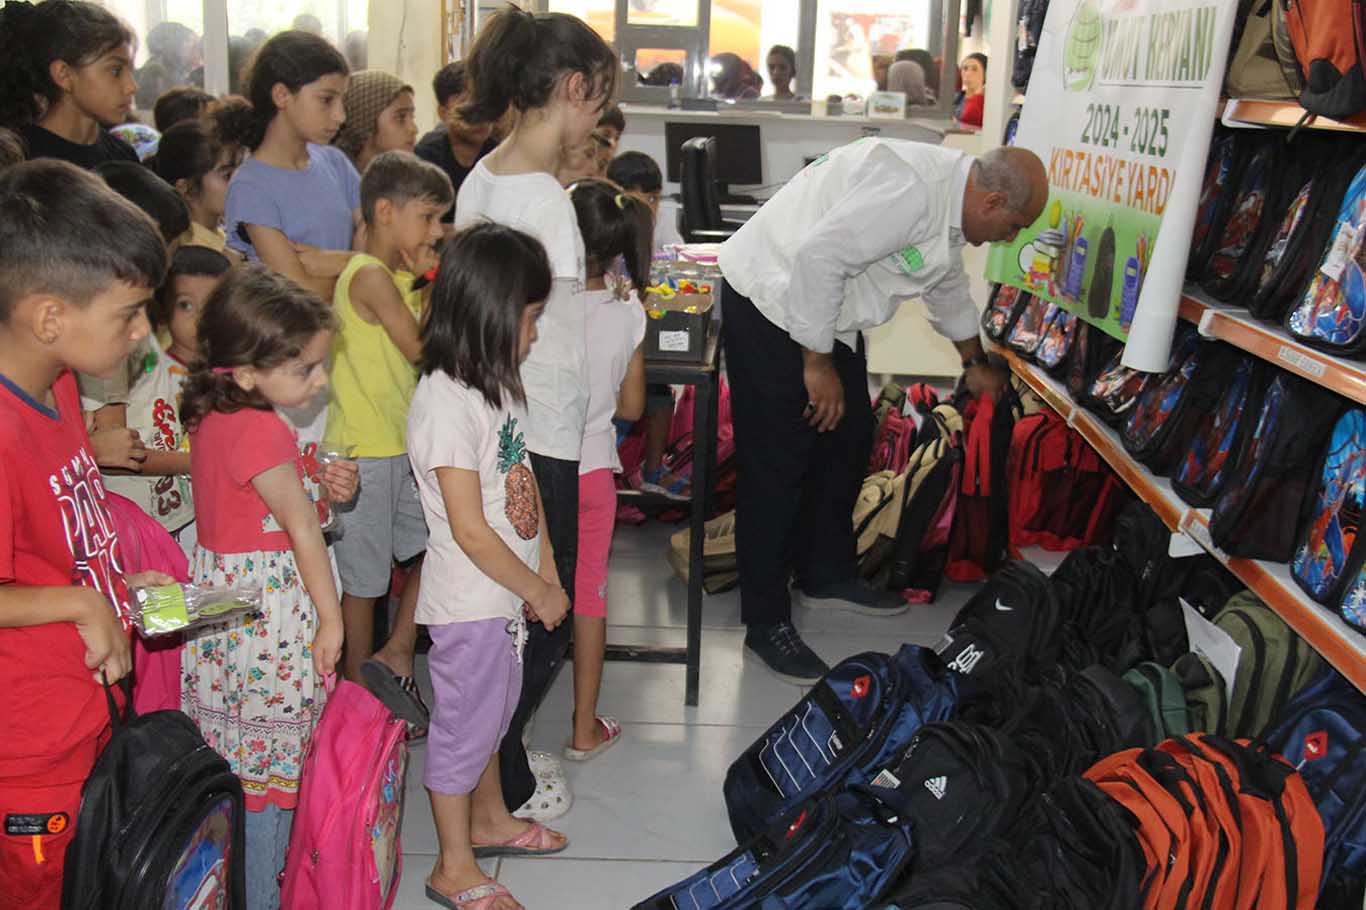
[0,160,172,910]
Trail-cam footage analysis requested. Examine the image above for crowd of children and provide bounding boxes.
[0,3,678,910]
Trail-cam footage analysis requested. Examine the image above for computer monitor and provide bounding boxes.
[664,121,763,203]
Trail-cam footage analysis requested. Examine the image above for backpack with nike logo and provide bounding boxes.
[722,645,957,843]
[1291,407,1366,629]
[937,560,1061,684]
[633,786,915,910]
[61,681,246,910]
[1209,373,1343,562]
[1263,666,1366,906]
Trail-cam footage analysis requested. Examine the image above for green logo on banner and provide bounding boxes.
[897,246,925,272]
[1064,1,1102,92]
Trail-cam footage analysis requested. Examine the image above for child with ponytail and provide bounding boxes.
[178,267,357,910]
[0,0,139,170]
[562,179,650,763]
[453,7,618,821]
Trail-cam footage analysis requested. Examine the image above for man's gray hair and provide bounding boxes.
[974,148,1033,211]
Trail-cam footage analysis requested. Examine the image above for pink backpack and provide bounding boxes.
[279,679,409,910]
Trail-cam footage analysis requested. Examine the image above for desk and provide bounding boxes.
[610,324,721,706]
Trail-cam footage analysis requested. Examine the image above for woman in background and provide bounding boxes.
[955,53,987,128]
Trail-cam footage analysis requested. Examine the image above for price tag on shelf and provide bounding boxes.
[1276,345,1328,379]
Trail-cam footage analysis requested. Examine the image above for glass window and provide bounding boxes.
[548,0,615,43]
[228,1,370,80]
[708,0,799,100]
[627,0,698,27]
[812,0,932,101]
[98,0,207,107]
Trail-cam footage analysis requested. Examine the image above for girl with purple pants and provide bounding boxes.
[407,223,572,910]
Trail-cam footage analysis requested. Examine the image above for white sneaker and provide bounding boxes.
[513,762,573,822]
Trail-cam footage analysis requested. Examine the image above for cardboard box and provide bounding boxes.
[642,291,715,362]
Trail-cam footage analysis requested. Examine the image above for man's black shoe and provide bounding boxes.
[744,621,830,684]
[799,578,910,616]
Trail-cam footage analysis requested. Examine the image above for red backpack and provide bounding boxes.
[1283,0,1366,119]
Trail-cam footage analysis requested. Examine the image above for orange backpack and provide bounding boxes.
[1282,0,1366,119]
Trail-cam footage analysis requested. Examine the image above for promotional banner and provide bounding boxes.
[986,0,1236,370]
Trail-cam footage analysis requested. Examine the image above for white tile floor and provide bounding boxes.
[392,520,981,910]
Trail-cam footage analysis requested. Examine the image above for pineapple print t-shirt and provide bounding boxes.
[407,370,542,625]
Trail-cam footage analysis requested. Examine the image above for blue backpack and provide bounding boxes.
[722,645,956,843]
[1263,667,1366,904]
[631,786,914,910]
[1292,408,1366,629]
[1285,161,1366,356]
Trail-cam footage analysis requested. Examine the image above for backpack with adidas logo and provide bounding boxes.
[1292,407,1366,627]
[278,679,409,910]
[1171,355,1269,508]
[1281,0,1366,119]
[937,560,1061,684]
[1213,591,1325,740]
[1209,373,1344,562]
[634,787,915,910]
[61,682,245,910]
[1285,160,1366,356]
[886,722,1038,877]
[722,645,957,843]
[1263,667,1366,906]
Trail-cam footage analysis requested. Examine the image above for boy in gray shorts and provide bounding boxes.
[326,151,453,725]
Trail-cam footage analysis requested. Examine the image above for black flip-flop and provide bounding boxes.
[360,658,431,726]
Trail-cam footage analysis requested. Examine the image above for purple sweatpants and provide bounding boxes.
[424,618,524,795]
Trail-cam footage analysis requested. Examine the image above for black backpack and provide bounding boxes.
[1197,134,1285,297]
[1188,129,1254,281]
[1170,355,1270,508]
[1083,343,1153,428]
[62,682,245,910]
[1209,373,1343,562]
[980,283,1032,342]
[1021,777,1146,910]
[936,560,1061,684]
[886,722,1037,876]
[1066,321,1122,404]
[1087,224,1117,321]
[1291,407,1366,628]
[1248,141,1366,321]
[1122,334,1238,477]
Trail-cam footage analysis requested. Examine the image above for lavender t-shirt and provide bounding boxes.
[224,144,360,258]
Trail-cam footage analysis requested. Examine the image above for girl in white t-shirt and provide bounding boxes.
[408,223,571,910]
[453,6,618,823]
[563,180,651,762]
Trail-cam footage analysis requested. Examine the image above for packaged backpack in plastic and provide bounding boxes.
[1198,135,1284,296]
[1292,408,1366,627]
[981,283,1031,342]
[1121,328,1228,475]
[1084,344,1152,428]
[1209,373,1343,562]
[1066,321,1122,403]
[1034,307,1079,374]
[1171,355,1269,507]
[1285,160,1366,357]
[1188,129,1253,281]
[1005,293,1054,358]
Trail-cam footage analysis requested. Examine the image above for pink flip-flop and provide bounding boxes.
[425,880,522,910]
[563,715,623,762]
[471,820,568,858]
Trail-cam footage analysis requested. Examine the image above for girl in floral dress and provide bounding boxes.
[178,265,357,910]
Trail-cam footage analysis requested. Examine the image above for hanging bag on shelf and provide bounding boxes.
[1284,160,1366,356]
[980,283,1032,342]
[1084,344,1153,427]
[1119,327,1211,474]
[1225,0,1298,101]
[882,404,965,599]
[1209,373,1343,562]
[1067,320,1122,402]
[1171,355,1269,508]
[1188,130,1254,282]
[1291,407,1366,620]
[1249,143,1366,322]
[1199,136,1288,301]
[1005,293,1055,358]
[1212,591,1325,741]
[1282,0,1366,120]
[1035,306,1080,374]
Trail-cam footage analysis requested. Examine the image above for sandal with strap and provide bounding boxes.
[563,715,623,762]
[472,820,568,859]
[424,880,522,910]
[360,658,431,726]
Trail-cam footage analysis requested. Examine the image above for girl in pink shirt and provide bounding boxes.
[178,265,358,910]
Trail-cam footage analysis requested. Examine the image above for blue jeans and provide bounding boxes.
[245,804,293,910]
